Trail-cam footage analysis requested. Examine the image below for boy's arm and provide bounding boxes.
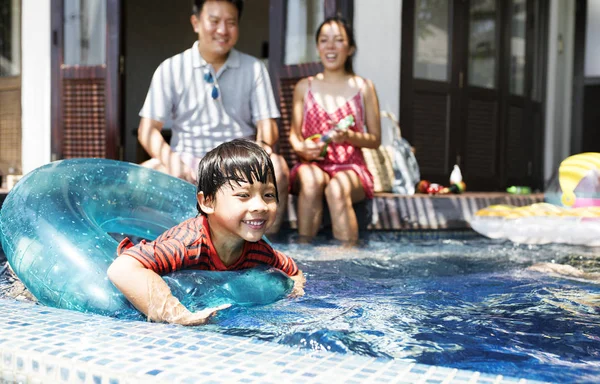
[288,269,306,297]
[107,255,229,325]
[270,249,305,297]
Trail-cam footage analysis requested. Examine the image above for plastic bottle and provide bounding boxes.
[306,115,355,157]
[449,164,462,185]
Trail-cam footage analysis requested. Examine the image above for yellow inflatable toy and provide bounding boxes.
[470,153,600,246]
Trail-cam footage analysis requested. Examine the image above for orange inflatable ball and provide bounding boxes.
[417,180,430,194]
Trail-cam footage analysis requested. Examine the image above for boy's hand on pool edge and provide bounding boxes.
[289,270,306,298]
[172,303,232,326]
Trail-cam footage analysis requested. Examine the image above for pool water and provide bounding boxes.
[2,232,600,383]
[208,233,600,383]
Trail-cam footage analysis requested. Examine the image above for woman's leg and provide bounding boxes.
[324,170,366,243]
[294,164,330,242]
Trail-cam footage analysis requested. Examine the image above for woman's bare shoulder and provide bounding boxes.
[294,77,311,94]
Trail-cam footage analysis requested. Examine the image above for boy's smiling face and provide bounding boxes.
[199,176,278,245]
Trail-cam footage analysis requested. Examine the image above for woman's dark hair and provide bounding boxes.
[196,139,278,215]
[192,0,244,19]
[315,16,356,74]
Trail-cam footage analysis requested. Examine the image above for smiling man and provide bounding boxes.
[137,0,289,235]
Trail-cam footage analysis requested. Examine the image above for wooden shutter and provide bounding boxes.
[51,0,120,160]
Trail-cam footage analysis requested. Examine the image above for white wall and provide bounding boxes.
[543,0,575,183]
[354,0,402,145]
[585,0,600,76]
[21,0,51,174]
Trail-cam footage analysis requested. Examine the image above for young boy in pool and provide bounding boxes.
[108,139,305,326]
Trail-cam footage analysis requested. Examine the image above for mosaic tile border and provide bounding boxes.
[0,298,549,384]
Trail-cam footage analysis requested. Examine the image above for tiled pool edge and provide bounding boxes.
[0,299,549,384]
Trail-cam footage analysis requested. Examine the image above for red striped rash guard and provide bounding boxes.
[117,216,299,276]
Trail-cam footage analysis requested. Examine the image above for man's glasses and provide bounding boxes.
[203,70,220,100]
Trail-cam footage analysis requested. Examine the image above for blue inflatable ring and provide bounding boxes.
[0,159,292,320]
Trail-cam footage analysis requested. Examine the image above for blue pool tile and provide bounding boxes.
[76,370,86,382]
[95,358,112,366]
[48,348,66,356]
[60,367,70,381]
[146,369,163,376]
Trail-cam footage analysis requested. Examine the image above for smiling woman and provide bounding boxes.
[288,16,382,244]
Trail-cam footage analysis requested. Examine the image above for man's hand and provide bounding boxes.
[289,270,306,297]
[166,159,196,183]
[258,140,274,156]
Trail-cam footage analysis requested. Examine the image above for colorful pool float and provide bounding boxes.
[470,203,600,246]
[0,159,292,319]
[471,153,600,246]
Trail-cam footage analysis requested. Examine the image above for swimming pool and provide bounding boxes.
[2,231,599,383]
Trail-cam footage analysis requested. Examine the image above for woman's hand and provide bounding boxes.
[295,140,326,162]
[328,128,349,144]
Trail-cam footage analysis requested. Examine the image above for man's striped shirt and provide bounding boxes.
[117,216,298,276]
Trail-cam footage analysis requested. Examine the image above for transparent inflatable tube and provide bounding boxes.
[0,159,292,319]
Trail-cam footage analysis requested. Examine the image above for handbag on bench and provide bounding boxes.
[361,111,420,195]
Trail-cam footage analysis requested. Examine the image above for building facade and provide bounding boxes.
[1,0,599,191]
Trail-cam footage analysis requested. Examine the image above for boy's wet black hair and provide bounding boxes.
[315,16,356,74]
[196,139,278,215]
[192,0,244,19]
